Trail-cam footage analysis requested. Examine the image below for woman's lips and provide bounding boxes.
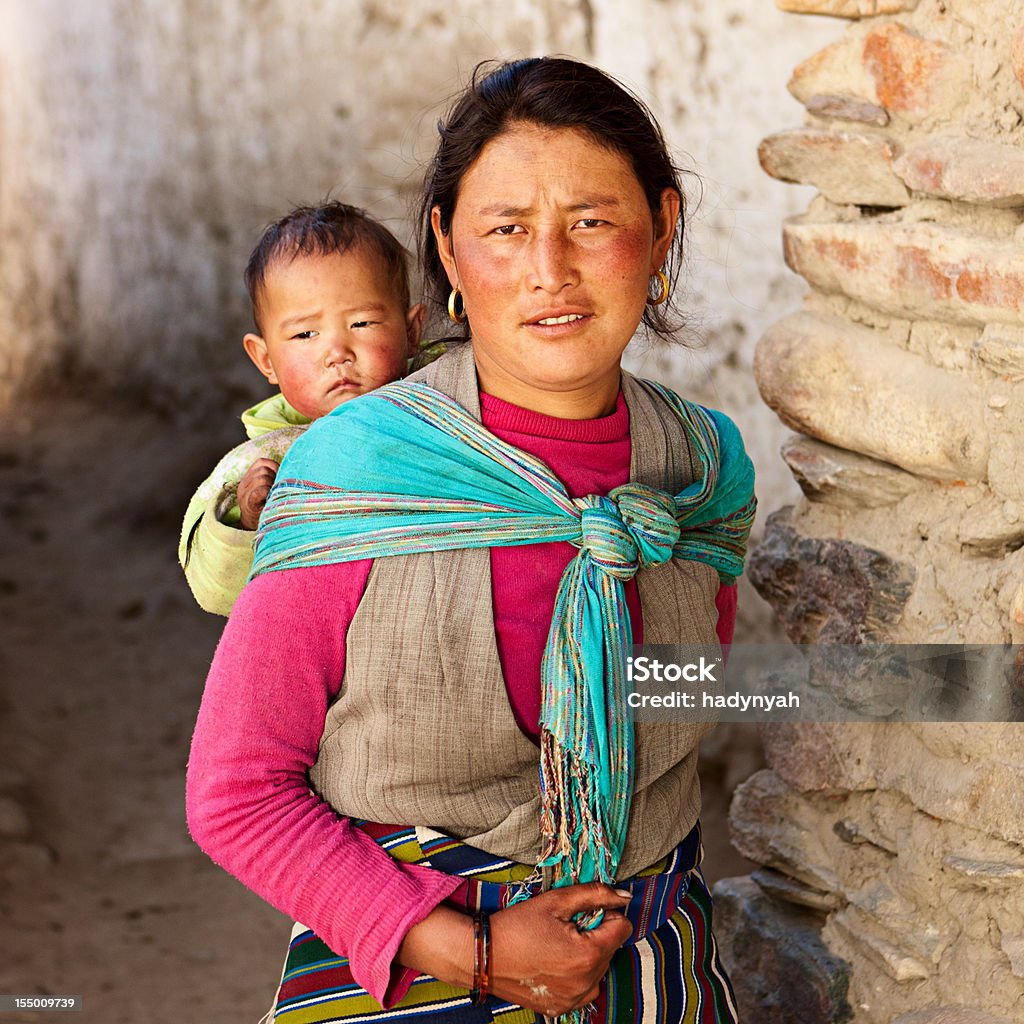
[524,310,593,333]
[534,313,585,325]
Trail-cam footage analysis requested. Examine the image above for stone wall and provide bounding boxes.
[716,2,1024,1022]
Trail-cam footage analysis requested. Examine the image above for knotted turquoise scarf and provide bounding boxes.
[251,379,755,907]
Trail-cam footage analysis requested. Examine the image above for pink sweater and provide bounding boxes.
[186,391,737,1007]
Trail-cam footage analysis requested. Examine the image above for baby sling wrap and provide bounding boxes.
[253,343,753,1022]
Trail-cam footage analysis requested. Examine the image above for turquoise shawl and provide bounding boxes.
[251,379,755,902]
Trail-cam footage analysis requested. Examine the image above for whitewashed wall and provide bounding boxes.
[0,1,835,563]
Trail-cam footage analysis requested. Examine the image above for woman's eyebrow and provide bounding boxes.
[478,195,622,217]
[478,203,533,218]
[567,195,622,211]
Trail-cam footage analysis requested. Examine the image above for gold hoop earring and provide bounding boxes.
[447,287,467,324]
[647,269,670,306]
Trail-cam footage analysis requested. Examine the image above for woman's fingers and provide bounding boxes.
[486,883,633,1014]
[546,880,631,921]
[546,881,634,944]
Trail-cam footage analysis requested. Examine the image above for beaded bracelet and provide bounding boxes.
[469,910,492,1005]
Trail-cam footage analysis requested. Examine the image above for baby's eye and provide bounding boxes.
[292,330,318,340]
[350,320,380,329]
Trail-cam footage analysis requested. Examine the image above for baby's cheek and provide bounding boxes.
[378,337,413,376]
[287,365,329,419]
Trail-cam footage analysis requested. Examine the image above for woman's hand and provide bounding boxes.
[398,882,632,1015]
[491,882,633,1014]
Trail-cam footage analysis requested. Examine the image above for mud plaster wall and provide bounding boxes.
[0,1,836,552]
[715,2,1024,1022]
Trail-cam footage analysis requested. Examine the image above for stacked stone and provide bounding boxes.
[715,2,1024,1023]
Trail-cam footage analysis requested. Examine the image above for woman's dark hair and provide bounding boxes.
[419,57,688,338]
[245,201,411,334]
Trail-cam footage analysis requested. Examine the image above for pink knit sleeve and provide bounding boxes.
[185,562,461,1007]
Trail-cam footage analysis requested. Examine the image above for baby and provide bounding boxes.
[179,201,433,615]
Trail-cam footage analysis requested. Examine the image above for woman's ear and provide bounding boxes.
[431,206,460,289]
[651,187,682,271]
[243,333,278,385]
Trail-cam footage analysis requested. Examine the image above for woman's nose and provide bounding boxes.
[527,230,580,293]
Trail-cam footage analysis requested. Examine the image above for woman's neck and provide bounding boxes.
[480,390,628,442]
[472,352,621,419]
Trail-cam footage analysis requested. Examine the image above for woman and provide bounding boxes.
[187,57,755,1023]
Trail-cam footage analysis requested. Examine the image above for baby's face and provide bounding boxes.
[246,248,420,420]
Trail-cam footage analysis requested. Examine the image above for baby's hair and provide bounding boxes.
[244,201,411,334]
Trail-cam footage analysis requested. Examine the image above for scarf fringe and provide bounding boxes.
[537,728,616,887]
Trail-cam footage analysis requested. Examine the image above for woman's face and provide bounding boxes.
[432,122,680,418]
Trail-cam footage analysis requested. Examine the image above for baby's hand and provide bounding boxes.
[237,458,280,530]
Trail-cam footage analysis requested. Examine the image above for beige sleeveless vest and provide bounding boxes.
[309,343,720,880]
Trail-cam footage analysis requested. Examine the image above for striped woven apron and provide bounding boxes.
[268,822,738,1024]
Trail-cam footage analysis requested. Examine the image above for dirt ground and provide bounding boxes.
[0,390,761,1024]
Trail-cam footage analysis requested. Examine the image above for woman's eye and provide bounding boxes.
[576,218,605,229]
[493,224,523,236]
[292,330,318,340]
